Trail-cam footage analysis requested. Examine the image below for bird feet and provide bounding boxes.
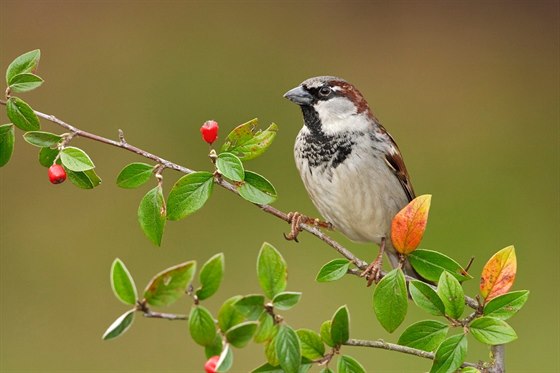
[360,237,387,286]
[283,212,333,242]
[360,258,383,287]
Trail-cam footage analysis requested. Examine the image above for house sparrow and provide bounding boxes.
[284,76,418,284]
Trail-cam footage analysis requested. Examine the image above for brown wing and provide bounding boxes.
[383,132,416,202]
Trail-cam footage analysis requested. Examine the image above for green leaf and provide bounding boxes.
[409,249,472,282]
[82,169,102,188]
[316,259,350,282]
[6,97,40,131]
[437,271,465,319]
[102,309,135,340]
[67,169,87,187]
[166,171,213,220]
[60,146,95,171]
[66,168,102,189]
[9,73,43,93]
[238,171,277,205]
[430,334,467,373]
[226,321,258,348]
[0,124,15,167]
[330,305,350,345]
[319,369,334,373]
[110,258,137,305]
[6,49,41,85]
[483,290,529,320]
[373,268,408,333]
[252,362,311,373]
[272,292,302,311]
[265,333,279,366]
[218,296,245,332]
[216,152,245,181]
[222,119,258,149]
[337,355,366,373]
[116,162,153,189]
[143,261,196,306]
[409,280,446,316]
[296,329,325,360]
[320,320,334,347]
[234,294,265,320]
[23,131,61,147]
[216,344,233,372]
[196,253,225,301]
[257,242,287,299]
[205,333,223,358]
[39,146,58,167]
[189,305,217,346]
[138,185,166,246]
[460,367,481,373]
[252,363,282,373]
[469,317,518,345]
[275,324,301,373]
[254,311,276,343]
[398,320,449,352]
[221,119,278,160]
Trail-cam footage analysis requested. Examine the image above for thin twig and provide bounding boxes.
[344,339,481,369]
[142,310,188,321]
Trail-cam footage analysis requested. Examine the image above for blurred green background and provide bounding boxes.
[1,1,558,372]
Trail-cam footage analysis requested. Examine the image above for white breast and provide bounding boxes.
[294,127,408,245]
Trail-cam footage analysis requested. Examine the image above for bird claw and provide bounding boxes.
[284,212,303,242]
[360,237,387,287]
[360,259,383,287]
[284,212,333,242]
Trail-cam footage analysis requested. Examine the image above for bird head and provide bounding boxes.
[284,76,375,134]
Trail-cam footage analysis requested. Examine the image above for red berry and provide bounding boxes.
[200,120,219,145]
[48,164,67,184]
[204,355,220,373]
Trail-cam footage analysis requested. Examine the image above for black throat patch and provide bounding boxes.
[297,106,356,170]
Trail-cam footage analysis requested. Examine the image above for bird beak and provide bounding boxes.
[283,85,313,105]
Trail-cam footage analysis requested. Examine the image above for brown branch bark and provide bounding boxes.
[489,345,505,373]
[344,339,481,369]
[142,310,188,321]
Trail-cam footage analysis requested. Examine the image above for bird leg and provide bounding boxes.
[283,212,333,242]
[360,237,387,286]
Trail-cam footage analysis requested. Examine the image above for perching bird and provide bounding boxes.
[284,76,417,283]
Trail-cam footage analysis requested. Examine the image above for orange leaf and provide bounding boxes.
[480,246,517,302]
[391,194,432,255]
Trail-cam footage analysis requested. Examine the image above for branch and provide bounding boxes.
[489,345,505,373]
[142,310,188,321]
[0,99,369,270]
[0,100,479,308]
[344,339,481,369]
[0,100,501,370]
[136,301,187,321]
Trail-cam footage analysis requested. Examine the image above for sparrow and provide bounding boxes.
[284,76,418,284]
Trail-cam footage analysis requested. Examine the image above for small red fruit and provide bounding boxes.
[204,355,220,373]
[200,120,219,145]
[48,164,67,184]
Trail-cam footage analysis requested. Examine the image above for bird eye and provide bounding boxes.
[318,86,331,97]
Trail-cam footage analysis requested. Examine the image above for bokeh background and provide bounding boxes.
[1,1,558,372]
